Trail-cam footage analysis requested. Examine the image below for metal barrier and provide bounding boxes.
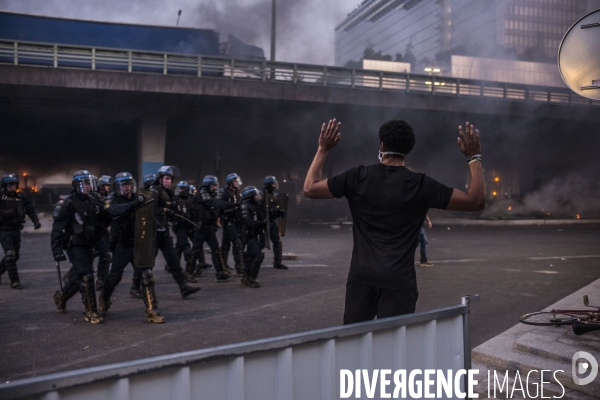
[1,39,597,108]
[0,296,477,400]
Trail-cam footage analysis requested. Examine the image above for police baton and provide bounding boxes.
[55,261,63,296]
[264,187,271,250]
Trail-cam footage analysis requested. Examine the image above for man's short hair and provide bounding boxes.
[378,120,415,157]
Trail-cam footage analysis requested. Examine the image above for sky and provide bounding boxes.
[0,0,358,65]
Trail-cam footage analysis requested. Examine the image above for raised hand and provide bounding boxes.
[457,122,482,158]
[318,119,342,152]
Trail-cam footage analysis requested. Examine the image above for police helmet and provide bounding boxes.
[1,173,19,189]
[143,174,156,188]
[176,181,190,195]
[263,175,278,190]
[242,186,261,200]
[225,173,242,187]
[72,170,97,194]
[114,172,137,196]
[202,175,220,193]
[156,165,180,179]
[98,175,111,186]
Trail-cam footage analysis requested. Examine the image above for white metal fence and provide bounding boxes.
[0,297,477,400]
[1,39,597,108]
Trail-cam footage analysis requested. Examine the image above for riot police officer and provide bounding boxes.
[91,175,112,290]
[142,174,156,190]
[173,181,195,281]
[221,173,245,275]
[51,170,108,324]
[190,175,238,282]
[262,176,288,269]
[151,166,200,297]
[0,173,41,288]
[99,172,165,323]
[240,186,267,288]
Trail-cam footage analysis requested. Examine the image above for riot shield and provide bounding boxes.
[134,189,157,269]
[275,192,289,237]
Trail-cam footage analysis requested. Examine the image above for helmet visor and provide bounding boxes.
[116,179,137,196]
[74,174,97,194]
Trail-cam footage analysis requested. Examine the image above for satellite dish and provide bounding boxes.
[558,9,600,100]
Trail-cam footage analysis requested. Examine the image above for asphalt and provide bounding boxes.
[1,221,599,383]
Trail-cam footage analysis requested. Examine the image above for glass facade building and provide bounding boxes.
[334,0,600,69]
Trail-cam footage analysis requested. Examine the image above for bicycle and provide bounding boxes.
[519,295,600,335]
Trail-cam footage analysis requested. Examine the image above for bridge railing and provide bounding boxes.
[1,39,597,107]
[0,297,476,400]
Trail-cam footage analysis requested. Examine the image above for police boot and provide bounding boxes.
[178,280,200,299]
[5,251,22,289]
[241,273,260,288]
[185,262,197,283]
[273,242,288,270]
[130,283,142,299]
[197,249,212,270]
[53,279,80,313]
[250,252,265,284]
[222,247,230,270]
[98,274,119,317]
[7,264,22,289]
[141,271,165,323]
[96,253,110,290]
[212,248,231,282]
[232,240,245,275]
[0,259,6,284]
[80,275,104,324]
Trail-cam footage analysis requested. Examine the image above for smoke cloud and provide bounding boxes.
[0,0,354,65]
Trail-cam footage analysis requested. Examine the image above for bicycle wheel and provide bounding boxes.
[519,311,577,326]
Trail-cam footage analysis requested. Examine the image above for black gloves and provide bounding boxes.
[54,252,67,262]
[33,221,41,230]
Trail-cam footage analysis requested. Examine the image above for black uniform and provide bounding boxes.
[174,191,194,272]
[50,192,108,322]
[190,187,237,281]
[261,188,287,268]
[90,190,111,290]
[150,184,197,287]
[240,197,266,286]
[99,192,165,322]
[0,190,40,288]
[220,186,244,275]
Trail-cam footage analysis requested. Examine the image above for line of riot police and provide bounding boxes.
[46,167,288,325]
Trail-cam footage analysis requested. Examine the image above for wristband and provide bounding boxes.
[468,157,482,165]
[467,154,482,164]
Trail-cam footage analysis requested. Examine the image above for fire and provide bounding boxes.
[576,214,581,219]
[508,206,512,211]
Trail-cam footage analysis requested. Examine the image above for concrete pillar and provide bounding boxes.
[137,118,167,182]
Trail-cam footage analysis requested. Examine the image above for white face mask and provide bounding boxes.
[378,150,406,163]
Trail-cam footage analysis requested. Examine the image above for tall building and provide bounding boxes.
[335,0,600,69]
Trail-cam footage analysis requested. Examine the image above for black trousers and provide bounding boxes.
[193,224,225,273]
[0,227,21,280]
[156,230,186,284]
[259,221,280,247]
[101,242,146,301]
[343,278,418,325]
[221,221,243,265]
[174,226,193,264]
[95,230,110,281]
[61,245,95,295]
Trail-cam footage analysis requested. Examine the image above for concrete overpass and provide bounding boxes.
[0,39,599,194]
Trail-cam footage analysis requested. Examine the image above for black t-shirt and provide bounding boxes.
[327,164,454,289]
